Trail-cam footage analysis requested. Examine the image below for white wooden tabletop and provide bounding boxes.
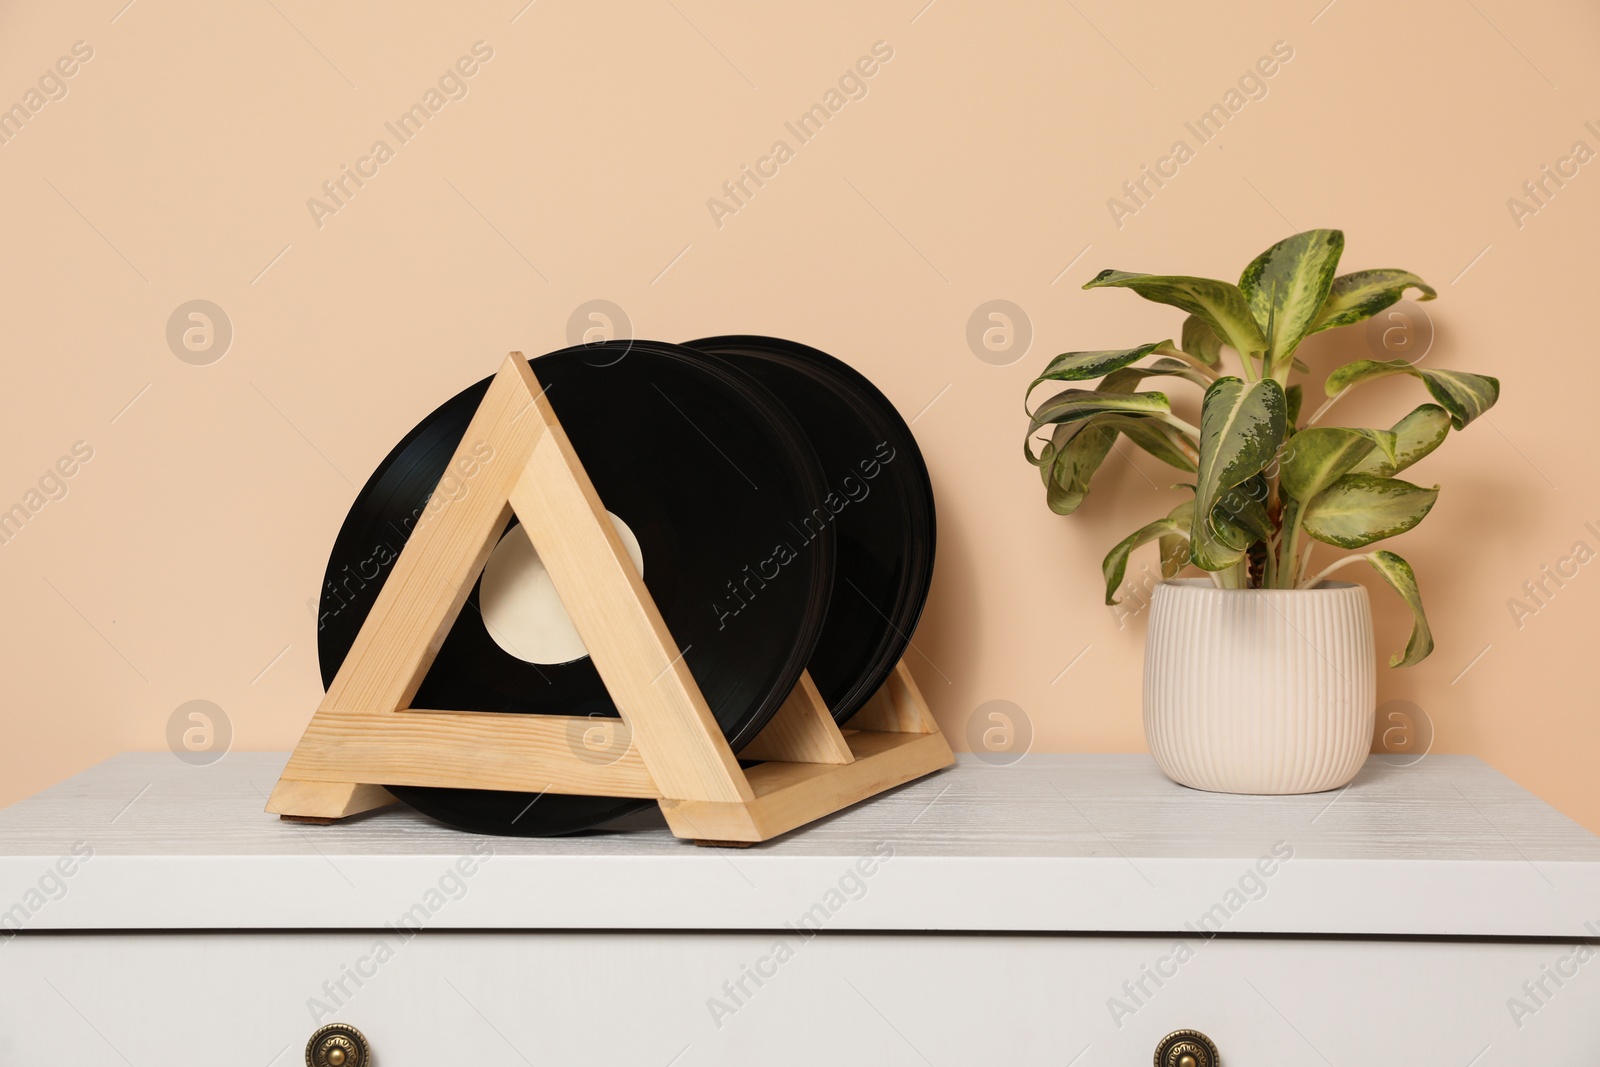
[1,752,1595,938]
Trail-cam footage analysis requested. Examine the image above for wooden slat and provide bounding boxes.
[848,660,937,734]
[317,353,548,720]
[273,711,657,798]
[509,414,753,805]
[739,672,854,765]
[661,728,954,843]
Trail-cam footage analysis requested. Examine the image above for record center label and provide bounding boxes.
[478,512,643,665]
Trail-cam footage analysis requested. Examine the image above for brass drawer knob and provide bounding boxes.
[1155,1028,1219,1067]
[307,1022,370,1067]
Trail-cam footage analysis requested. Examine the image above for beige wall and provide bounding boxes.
[1,1,1595,830]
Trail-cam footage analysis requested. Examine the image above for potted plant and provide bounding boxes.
[1024,229,1499,794]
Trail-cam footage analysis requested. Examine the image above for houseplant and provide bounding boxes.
[1024,229,1499,793]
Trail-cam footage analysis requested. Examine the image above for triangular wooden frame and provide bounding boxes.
[267,353,953,845]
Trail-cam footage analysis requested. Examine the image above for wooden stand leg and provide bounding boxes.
[267,780,397,821]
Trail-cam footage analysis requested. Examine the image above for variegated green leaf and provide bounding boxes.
[1101,358,1214,392]
[1158,527,1190,579]
[1044,409,1198,477]
[1025,390,1171,461]
[1324,358,1410,395]
[1084,270,1267,365]
[1181,315,1223,367]
[1037,386,1192,510]
[1279,427,1399,502]
[1239,229,1345,373]
[1210,476,1272,550]
[1113,416,1199,472]
[1301,473,1438,549]
[1036,425,1073,494]
[1043,450,1100,515]
[1418,369,1501,429]
[1323,359,1500,429]
[1045,473,1090,515]
[1310,269,1436,334]
[1365,549,1434,667]
[1029,341,1168,391]
[1043,421,1118,515]
[1045,477,1086,515]
[1190,377,1286,569]
[1037,417,1089,481]
[1285,383,1303,428]
[1351,404,1451,476]
[1104,500,1194,604]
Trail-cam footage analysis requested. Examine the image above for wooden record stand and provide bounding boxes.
[266,353,953,845]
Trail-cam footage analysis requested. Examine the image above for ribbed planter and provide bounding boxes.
[1143,579,1375,795]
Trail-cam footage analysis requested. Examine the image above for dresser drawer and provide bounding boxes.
[5,931,1597,1065]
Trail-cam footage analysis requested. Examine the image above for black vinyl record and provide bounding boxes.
[316,341,834,835]
[682,336,937,722]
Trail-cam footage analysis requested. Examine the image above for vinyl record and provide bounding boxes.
[682,336,936,722]
[316,340,835,835]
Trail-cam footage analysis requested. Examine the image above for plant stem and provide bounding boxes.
[1263,464,1283,584]
[1240,350,1259,382]
[1305,387,1349,427]
[1210,559,1247,589]
[1160,412,1202,439]
[1152,343,1221,381]
[1297,540,1317,586]
[1300,552,1370,589]
[1272,498,1300,589]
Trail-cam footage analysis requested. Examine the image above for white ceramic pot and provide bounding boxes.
[1143,579,1376,794]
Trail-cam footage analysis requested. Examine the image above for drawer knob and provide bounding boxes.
[1154,1029,1219,1067]
[306,1023,370,1067]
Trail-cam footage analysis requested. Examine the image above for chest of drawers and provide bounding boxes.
[2,752,1596,1065]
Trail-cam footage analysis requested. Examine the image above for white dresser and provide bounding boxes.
[1,752,1596,1065]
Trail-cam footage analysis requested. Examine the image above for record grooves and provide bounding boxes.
[683,336,937,724]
